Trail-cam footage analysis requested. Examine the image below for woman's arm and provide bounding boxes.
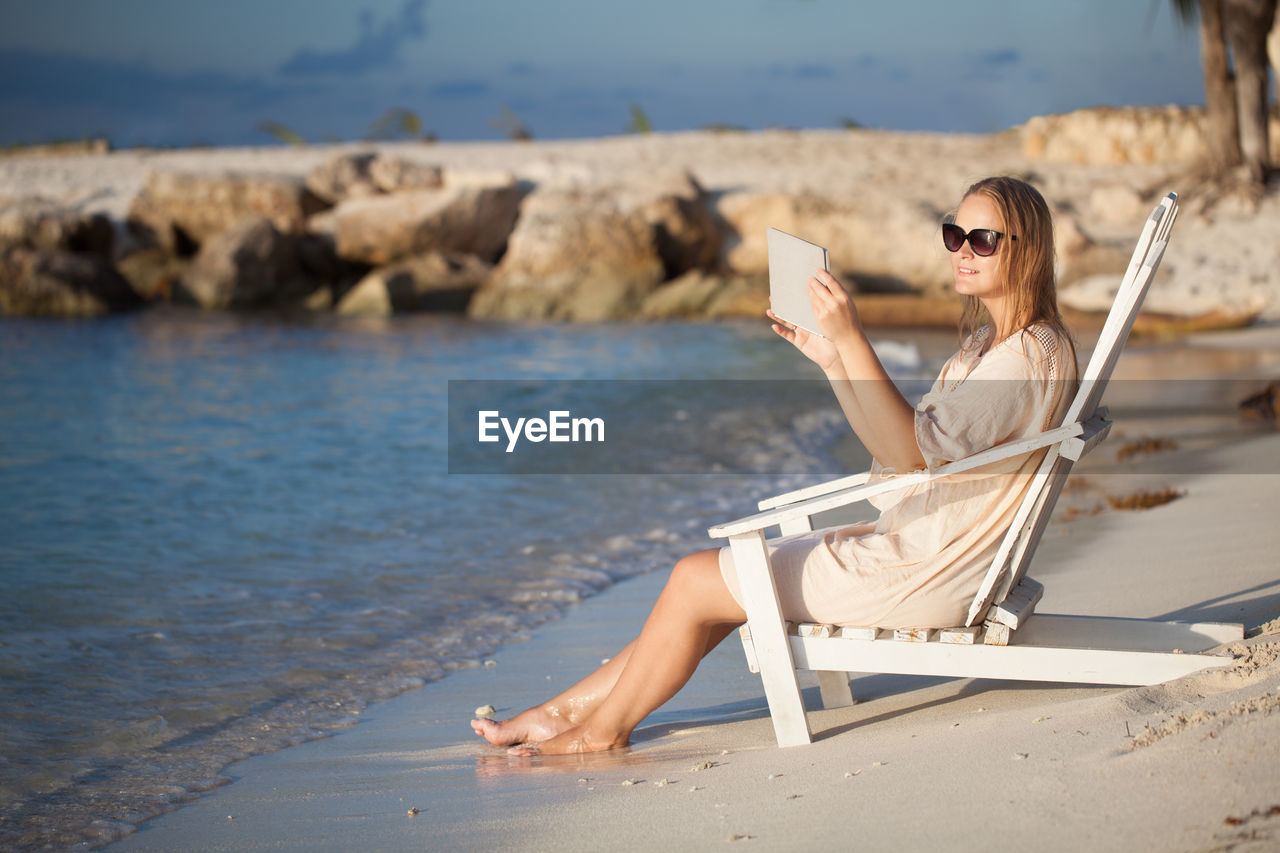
[805,270,926,473]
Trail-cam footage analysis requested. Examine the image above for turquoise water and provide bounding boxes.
[0,310,931,849]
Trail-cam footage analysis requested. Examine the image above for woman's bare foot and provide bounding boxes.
[507,724,629,756]
[471,706,571,747]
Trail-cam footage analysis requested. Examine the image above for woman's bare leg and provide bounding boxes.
[508,548,746,755]
[471,639,638,745]
[472,551,739,747]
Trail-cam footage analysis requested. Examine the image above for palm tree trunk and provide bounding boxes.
[1199,0,1242,172]
[1223,0,1278,183]
[1269,6,1280,82]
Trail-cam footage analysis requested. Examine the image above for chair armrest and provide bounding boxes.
[757,472,872,511]
[708,420,1085,539]
[1058,408,1110,462]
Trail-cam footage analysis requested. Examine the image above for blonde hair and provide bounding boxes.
[955,176,1070,351]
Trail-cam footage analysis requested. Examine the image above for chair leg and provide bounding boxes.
[817,671,855,708]
[729,532,812,746]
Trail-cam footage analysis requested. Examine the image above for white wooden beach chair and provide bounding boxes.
[708,193,1245,747]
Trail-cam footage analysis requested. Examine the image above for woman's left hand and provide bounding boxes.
[807,269,863,344]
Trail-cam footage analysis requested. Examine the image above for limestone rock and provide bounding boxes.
[369,157,444,193]
[336,252,491,316]
[1020,106,1208,165]
[331,183,525,266]
[0,248,141,316]
[639,271,766,319]
[179,217,316,310]
[468,187,664,321]
[625,171,721,278]
[128,171,325,254]
[442,168,520,190]
[0,198,114,257]
[717,190,952,297]
[115,247,188,301]
[1088,185,1146,227]
[305,152,379,204]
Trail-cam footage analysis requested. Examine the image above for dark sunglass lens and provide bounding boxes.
[942,224,963,252]
[970,229,997,256]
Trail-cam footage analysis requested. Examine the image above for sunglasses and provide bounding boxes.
[941,223,1016,257]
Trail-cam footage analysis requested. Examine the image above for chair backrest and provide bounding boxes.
[962,193,1179,626]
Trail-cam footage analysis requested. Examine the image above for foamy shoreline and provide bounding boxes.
[105,326,1280,853]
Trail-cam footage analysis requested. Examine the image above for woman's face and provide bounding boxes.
[950,193,1008,301]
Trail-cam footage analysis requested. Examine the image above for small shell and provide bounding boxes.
[474,704,496,718]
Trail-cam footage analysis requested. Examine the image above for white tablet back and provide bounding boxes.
[767,227,829,338]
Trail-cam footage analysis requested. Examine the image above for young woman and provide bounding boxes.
[472,176,1078,755]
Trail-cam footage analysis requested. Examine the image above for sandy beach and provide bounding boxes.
[95,321,1280,853]
[4,123,1279,851]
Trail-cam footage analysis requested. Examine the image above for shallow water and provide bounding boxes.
[0,310,932,849]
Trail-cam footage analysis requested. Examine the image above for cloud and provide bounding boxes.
[0,47,411,147]
[977,49,1021,69]
[768,63,837,80]
[0,49,280,110]
[0,47,294,147]
[278,0,428,77]
[504,62,535,77]
[429,79,491,99]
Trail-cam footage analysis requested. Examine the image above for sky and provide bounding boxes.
[0,0,1205,148]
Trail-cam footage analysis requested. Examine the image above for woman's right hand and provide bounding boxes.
[767,308,841,372]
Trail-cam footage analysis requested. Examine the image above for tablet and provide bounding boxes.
[767,227,829,338]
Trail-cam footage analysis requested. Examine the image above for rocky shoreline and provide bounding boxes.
[1,107,1277,325]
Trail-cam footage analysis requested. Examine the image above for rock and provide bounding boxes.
[1059,272,1124,314]
[1020,106,1208,165]
[0,248,141,316]
[336,252,491,316]
[1052,206,1090,257]
[179,217,317,310]
[115,247,188,301]
[442,168,519,190]
[0,198,114,257]
[1088,185,1146,227]
[305,152,379,204]
[369,157,444,193]
[639,271,766,319]
[717,190,952,296]
[331,183,525,266]
[128,171,326,254]
[303,151,444,203]
[468,187,664,321]
[625,171,721,278]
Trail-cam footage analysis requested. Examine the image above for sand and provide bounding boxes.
[102,325,1280,853]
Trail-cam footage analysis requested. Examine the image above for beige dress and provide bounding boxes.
[719,323,1077,629]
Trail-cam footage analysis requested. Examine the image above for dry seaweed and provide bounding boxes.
[1239,381,1280,421]
[1105,487,1184,511]
[1116,436,1179,461]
